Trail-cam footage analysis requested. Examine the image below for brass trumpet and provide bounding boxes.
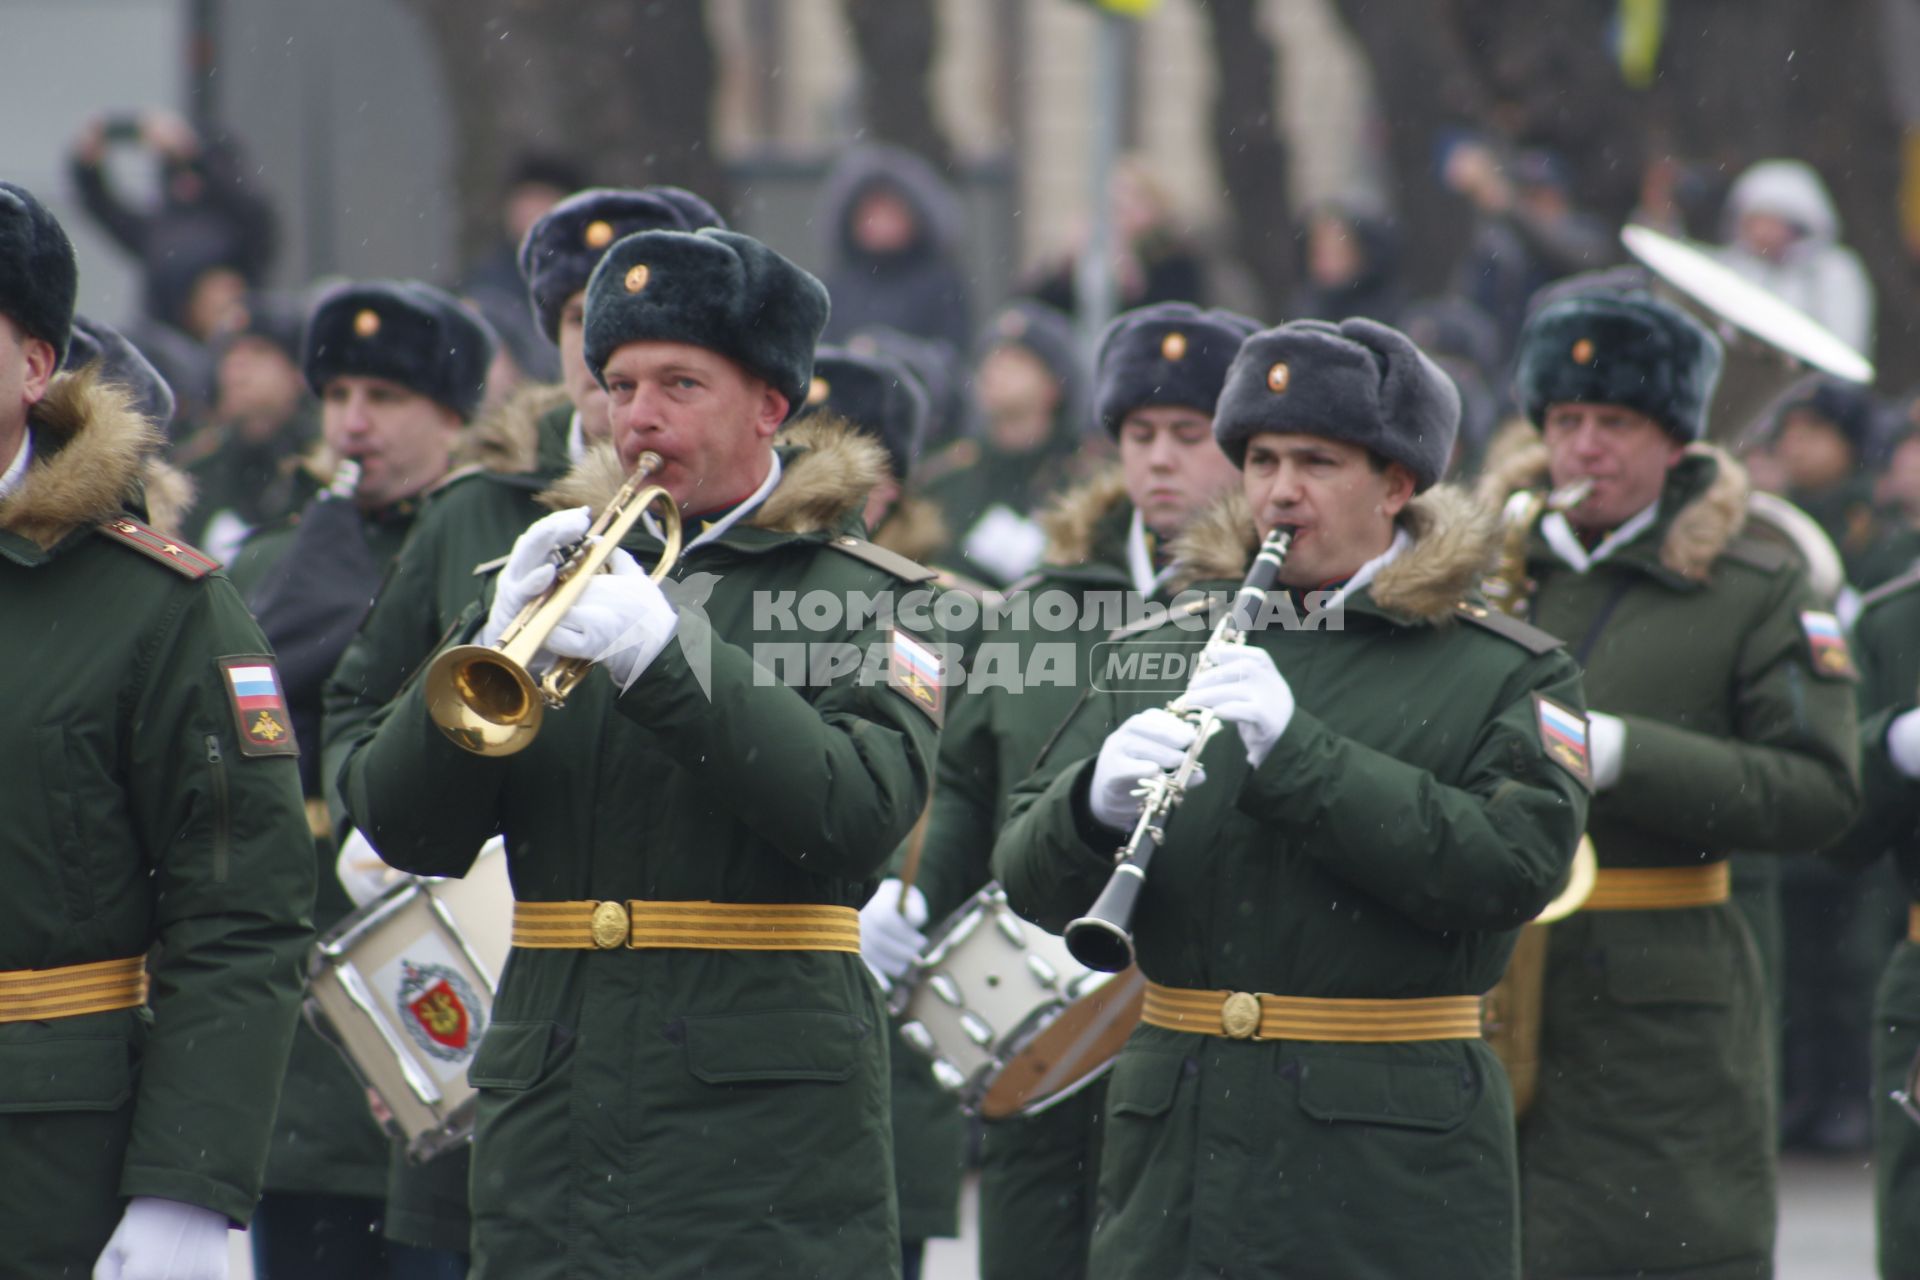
[425,450,683,757]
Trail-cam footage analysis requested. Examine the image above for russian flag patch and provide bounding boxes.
[1799,610,1858,681]
[1534,693,1592,787]
[887,628,944,725]
[219,657,300,758]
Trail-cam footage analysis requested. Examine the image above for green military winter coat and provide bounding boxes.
[0,372,314,1275]
[338,419,943,1280]
[1482,443,1862,1280]
[993,486,1592,1280]
[1824,567,1920,1278]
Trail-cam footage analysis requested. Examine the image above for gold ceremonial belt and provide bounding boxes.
[0,955,149,1023]
[511,900,861,954]
[1141,980,1484,1043]
[1909,904,1920,946]
[1583,863,1731,912]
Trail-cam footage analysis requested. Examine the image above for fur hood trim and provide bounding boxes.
[457,381,569,475]
[1475,436,1747,582]
[1037,466,1129,566]
[538,411,887,537]
[0,368,193,548]
[873,493,949,563]
[1170,483,1498,624]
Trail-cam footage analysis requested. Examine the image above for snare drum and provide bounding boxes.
[306,840,511,1161]
[892,883,1144,1119]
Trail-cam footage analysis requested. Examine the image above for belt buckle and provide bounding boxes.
[1221,990,1262,1041]
[589,900,631,950]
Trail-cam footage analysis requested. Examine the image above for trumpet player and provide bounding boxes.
[1484,288,1861,1279]
[992,317,1591,1278]
[318,187,725,1271]
[337,228,942,1279]
[1817,570,1920,1276]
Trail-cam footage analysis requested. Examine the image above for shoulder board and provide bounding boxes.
[931,566,996,599]
[824,535,937,583]
[1719,536,1792,574]
[471,552,510,578]
[1453,600,1564,655]
[96,517,220,579]
[1857,563,1920,614]
[1107,595,1210,641]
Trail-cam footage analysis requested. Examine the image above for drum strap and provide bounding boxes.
[1582,863,1730,911]
[510,900,861,953]
[0,955,149,1023]
[1140,981,1484,1043]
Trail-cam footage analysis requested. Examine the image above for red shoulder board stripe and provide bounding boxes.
[97,518,220,579]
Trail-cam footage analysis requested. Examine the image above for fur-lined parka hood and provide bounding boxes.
[1475,436,1748,583]
[455,381,569,476]
[1169,483,1499,624]
[0,368,193,550]
[538,411,888,538]
[873,494,949,564]
[1037,466,1130,567]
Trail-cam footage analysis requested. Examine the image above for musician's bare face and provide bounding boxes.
[1541,402,1683,532]
[1118,406,1240,539]
[1241,432,1413,588]
[319,375,461,509]
[603,341,787,514]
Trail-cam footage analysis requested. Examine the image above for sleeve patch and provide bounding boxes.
[887,627,945,726]
[1800,610,1859,681]
[1534,693,1592,787]
[219,656,301,757]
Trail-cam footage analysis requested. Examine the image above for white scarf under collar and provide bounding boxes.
[641,452,784,558]
[1125,507,1176,600]
[1542,499,1661,573]
[1322,526,1413,612]
[0,428,30,502]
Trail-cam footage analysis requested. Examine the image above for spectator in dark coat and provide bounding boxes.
[818,144,974,354]
[1289,201,1403,324]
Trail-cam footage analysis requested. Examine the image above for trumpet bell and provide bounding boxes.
[424,643,545,757]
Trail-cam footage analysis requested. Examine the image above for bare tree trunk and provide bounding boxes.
[843,0,955,171]
[1201,0,1293,318]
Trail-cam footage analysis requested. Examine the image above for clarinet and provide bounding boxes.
[1064,524,1297,973]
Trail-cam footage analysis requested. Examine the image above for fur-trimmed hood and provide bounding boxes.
[873,493,949,564]
[539,411,888,538]
[455,381,569,475]
[1170,484,1499,624]
[1475,435,1748,583]
[1037,465,1130,566]
[0,368,194,549]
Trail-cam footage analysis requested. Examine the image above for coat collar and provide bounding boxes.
[0,368,193,552]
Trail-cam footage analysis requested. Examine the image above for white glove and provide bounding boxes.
[1089,707,1201,831]
[543,547,678,692]
[480,506,593,648]
[1888,708,1920,781]
[1179,644,1296,767]
[962,504,1047,584]
[1587,711,1627,791]
[93,1197,228,1280]
[335,827,407,907]
[859,878,929,984]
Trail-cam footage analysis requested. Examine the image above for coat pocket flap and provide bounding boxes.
[468,1020,555,1091]
[1106,1049,1184,1119]
[1605,945,1735,1007]
[1295,1053,1474,1132]
[0,1033,132,1113]
[683,1010,865,1084]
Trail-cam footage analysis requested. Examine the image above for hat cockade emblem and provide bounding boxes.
[807,377,830,406]
[1267,361,1291,394]
[1161,331,1188,361]
[1572,338,1596,365]
[584,220,615,249]
[353,309,381,338]
[624,264,651,294]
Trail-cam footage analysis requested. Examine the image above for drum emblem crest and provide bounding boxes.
[397,962,484,1060]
